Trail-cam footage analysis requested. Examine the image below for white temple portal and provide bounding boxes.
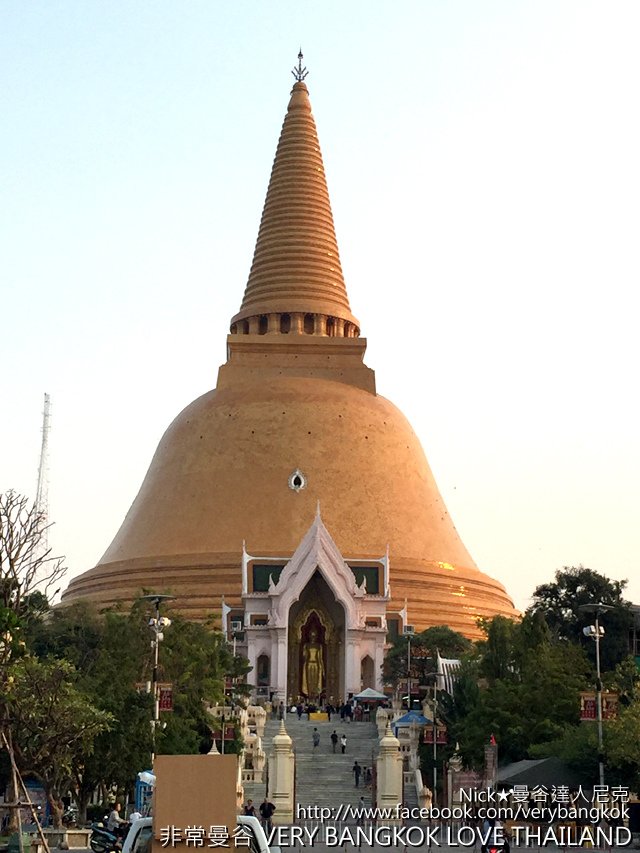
[238,510,390,703]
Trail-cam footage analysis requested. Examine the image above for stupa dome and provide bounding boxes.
[62,64,517,640]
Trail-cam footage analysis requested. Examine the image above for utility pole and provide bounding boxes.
[579,602,613,789]
[35,393,51,549]
[403,624,414,709]
[432,681,438,805]
[140,594,175,766]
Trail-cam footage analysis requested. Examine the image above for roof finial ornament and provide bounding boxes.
[291,48,308,82]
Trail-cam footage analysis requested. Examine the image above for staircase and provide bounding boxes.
[244,716,380,811]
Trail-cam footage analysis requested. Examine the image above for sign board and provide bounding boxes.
[158,684,173,712]
[211,726,236,741]
[580,692,597,720]
[580,691,619,721]
[603,691,619,720]
[152,754,237,853]
[424,726,447,745]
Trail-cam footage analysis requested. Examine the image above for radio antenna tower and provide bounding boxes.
[35,392,51,547]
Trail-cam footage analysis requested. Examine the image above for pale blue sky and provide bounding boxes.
[2,2,639,612]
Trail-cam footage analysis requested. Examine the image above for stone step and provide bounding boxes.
[248,716,383,812]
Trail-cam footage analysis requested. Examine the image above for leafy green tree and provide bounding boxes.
[30,600,249,813]
[0,491,68,828]
[440,614,591,767]
[383,625,473,690]
[7,656,111,827]
[605,701,640,790]
[529,723,599,782]
[529,566,633,671]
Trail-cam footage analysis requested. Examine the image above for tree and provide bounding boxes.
[0,490,68,828]
[529,566,633,671]
[30,601,155,820]
[7,656,111,827]
[441,614,592,767]
[604,701,640,790]
[29,600,250,814]
[383,626,473,689]
[0,490,66,620]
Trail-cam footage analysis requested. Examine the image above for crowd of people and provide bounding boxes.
[272,698,385,722]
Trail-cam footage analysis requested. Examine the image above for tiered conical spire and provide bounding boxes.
[230,60,360,338]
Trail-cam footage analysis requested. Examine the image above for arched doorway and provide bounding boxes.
[287,570,345,704]
[257,653,270,699]
[361,655,374,691]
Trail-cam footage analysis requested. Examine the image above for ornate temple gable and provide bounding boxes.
[269,510,365,628]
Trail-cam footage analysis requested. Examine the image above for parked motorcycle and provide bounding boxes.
[90,823,128,853]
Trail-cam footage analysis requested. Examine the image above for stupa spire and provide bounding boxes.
[230,55,360,338]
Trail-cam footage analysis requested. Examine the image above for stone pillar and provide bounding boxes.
[273,630,288,704]
[253,738,265,784]
[334,318,345,337]
[248,316,259,334]
[314,314,327,336]
[268,720,295,825]
[376,723,402,822]
[267,313,280,334]
[376,707,393,739]
[374,641,386,692]
[254,705,267,739]
[291,312,304,334]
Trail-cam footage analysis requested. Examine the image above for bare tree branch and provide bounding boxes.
[0,490,67,615]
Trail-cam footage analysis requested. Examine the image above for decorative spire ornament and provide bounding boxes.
[291,49,308,82]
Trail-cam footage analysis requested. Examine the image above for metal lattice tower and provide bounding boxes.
[35,392,51,547]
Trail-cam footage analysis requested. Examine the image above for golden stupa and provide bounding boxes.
[62,68,516,640]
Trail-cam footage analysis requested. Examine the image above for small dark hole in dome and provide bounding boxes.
[251,430,255,434]
[308,431,311,435]
[200,435,203,439]
[293,475,302,487]
[365,436,368,439]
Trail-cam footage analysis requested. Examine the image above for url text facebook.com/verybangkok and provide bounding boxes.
[159,800,633,848]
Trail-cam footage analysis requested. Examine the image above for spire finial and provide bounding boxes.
[291,48,308,82]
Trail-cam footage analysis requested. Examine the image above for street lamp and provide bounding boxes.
[579,602,613,788]
[421,672,439,807]
[140,594,175,765]
[403,624,415,709]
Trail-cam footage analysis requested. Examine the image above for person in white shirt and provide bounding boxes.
[107,803,127,834]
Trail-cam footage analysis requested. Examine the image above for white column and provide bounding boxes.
[268,721,295,824]
[246,636,258,690]
[344,633,362,697]
[273,629,288,704]
[376,723,403,822]
[374,637,386,692]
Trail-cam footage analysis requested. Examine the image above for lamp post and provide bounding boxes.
[403,624,415,709]
[407,634,411,709]
[579,603,613,788]
[431,680,438,805]
[140,594,175,765]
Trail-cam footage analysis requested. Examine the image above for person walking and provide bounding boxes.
[312,727,320,751]
[243,799,256,817]
[259,798,276,833]
[340,733,347,754]
[352,761,362,788]
[330,730,338,753]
